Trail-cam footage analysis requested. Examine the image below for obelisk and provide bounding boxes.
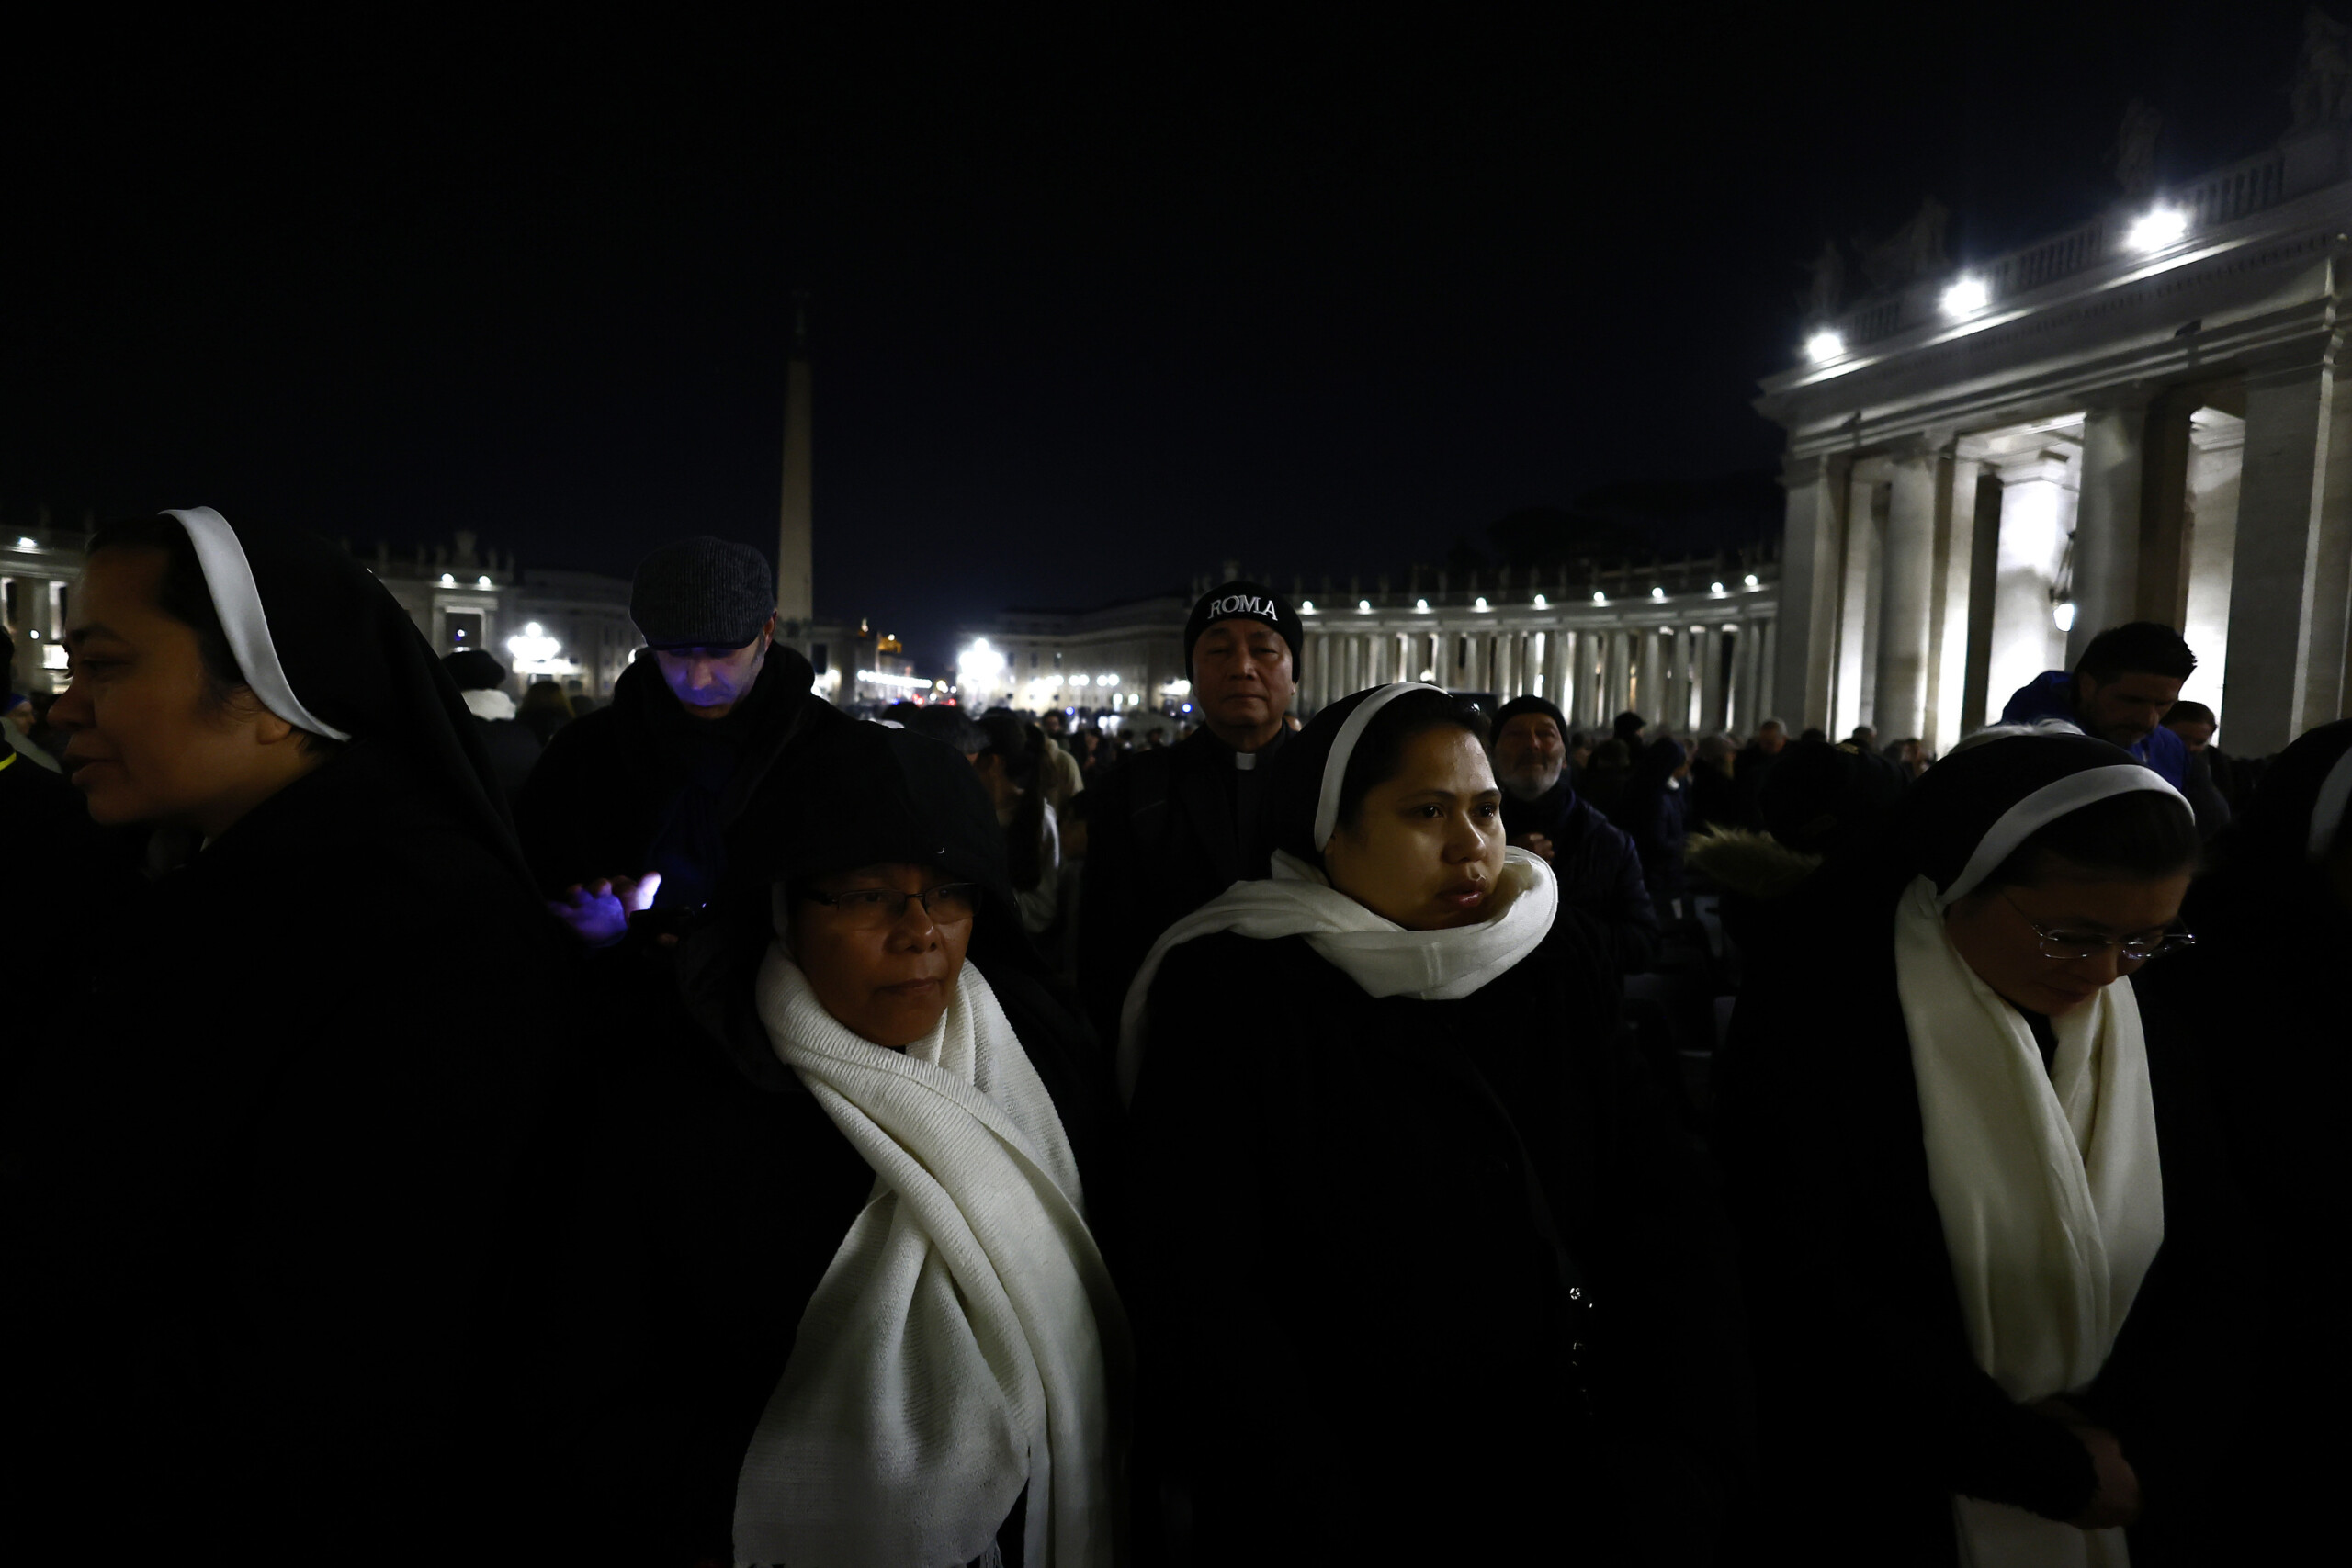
[776,293,815,632]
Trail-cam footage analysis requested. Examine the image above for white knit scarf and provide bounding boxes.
[734,950,1127,1568]
[1893,874,2164,1568]
[1116,845,1558,1103]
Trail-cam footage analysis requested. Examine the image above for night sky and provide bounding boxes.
[5,3,2324,668]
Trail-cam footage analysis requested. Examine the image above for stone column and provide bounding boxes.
[1874,446,1939,741]
[1668,625,1694,734]
[1986,450,2076,719]
[2222,355,2352,750]
[1712,620,1731,733]
[1776,454,1844,733]
[1834,466,1882,738]
[1928,453,1982,752]
[1758,618,1778,723]
[2180,414,2246,714]
[2071,396,2150,661]
[1729,621,1757,733]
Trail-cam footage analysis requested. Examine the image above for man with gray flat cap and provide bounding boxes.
[1079,577,1300,1044]
[516,535,849,947]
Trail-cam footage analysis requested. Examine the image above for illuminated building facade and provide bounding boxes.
[958,554,1783,735]
[2,526,641,700]
[1759,106,2352,755]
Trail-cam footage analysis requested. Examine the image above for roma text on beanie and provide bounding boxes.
[1183,580,1303,682]
[630,536,776,650]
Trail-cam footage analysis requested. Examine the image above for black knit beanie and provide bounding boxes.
[1183,580,1304,682]
[1491,694,1567,742]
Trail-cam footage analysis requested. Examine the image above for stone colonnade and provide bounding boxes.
[1297,592,1780,736]
[1777,378,2345,756]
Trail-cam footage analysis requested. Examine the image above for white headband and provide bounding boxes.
[1938,763,2190,907]
[1313,682,1445,851]
[163,507,352,741]
[2311,745,2352,862]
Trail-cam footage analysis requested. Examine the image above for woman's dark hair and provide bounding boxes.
[1979,788,2200,892]
[519,680,574,717]
[85,516,345,757]
[974,711,1049,892]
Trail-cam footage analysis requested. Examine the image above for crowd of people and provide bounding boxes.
[3,510,2344,1565]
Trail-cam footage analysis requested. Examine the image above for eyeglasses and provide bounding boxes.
[801,882,980,929]
[2000,888,2195,964]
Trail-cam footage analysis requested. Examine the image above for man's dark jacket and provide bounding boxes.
[514,646,847,907]
[1500,778,1661,975]
[1077,726,1284,1043]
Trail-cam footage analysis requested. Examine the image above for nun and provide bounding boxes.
[0,509,567,1553]
[556,719,1126,1567]
[1715,725,2252,1565]
[2135,717,2352,1560]
[1119,682,1748,1564]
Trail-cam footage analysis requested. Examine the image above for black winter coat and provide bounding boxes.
[1713,890,2256,1564]
[469,711,544,808]
[543,953,1105,1565]
[2133,857,2346,1561]
[514,647,848,907]
[0,742,570,1560]
[1124,928,1749,1565]
[1077,728,1286,1044]
[1500,778,1663,975]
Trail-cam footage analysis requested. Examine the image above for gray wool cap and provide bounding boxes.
[630,536,776,649]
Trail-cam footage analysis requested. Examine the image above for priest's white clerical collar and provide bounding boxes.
[1234,751,1257,770]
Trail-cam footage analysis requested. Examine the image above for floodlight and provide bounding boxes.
[1941,276,1989,317]
[2125,208,2188,253]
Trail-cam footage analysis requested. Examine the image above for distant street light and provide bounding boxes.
[506,622,563,669]
[956,638,1006,686]
[1804,330,1845,363]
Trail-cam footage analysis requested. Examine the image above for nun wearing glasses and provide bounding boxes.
[1715,724,2253,1566]
[557,719,1127,1567]
[1,510,567,1555]
[1119,683,1747,1565]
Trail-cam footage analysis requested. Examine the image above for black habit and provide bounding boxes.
[1125,928,1748,1565]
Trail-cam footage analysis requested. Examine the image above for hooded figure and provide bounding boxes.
[552,721,1125,1566]
[1121,683,1748,1564]
[2135,719,2352,1562]
[3,508,565,1555]
[1714,727,2253,1564]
